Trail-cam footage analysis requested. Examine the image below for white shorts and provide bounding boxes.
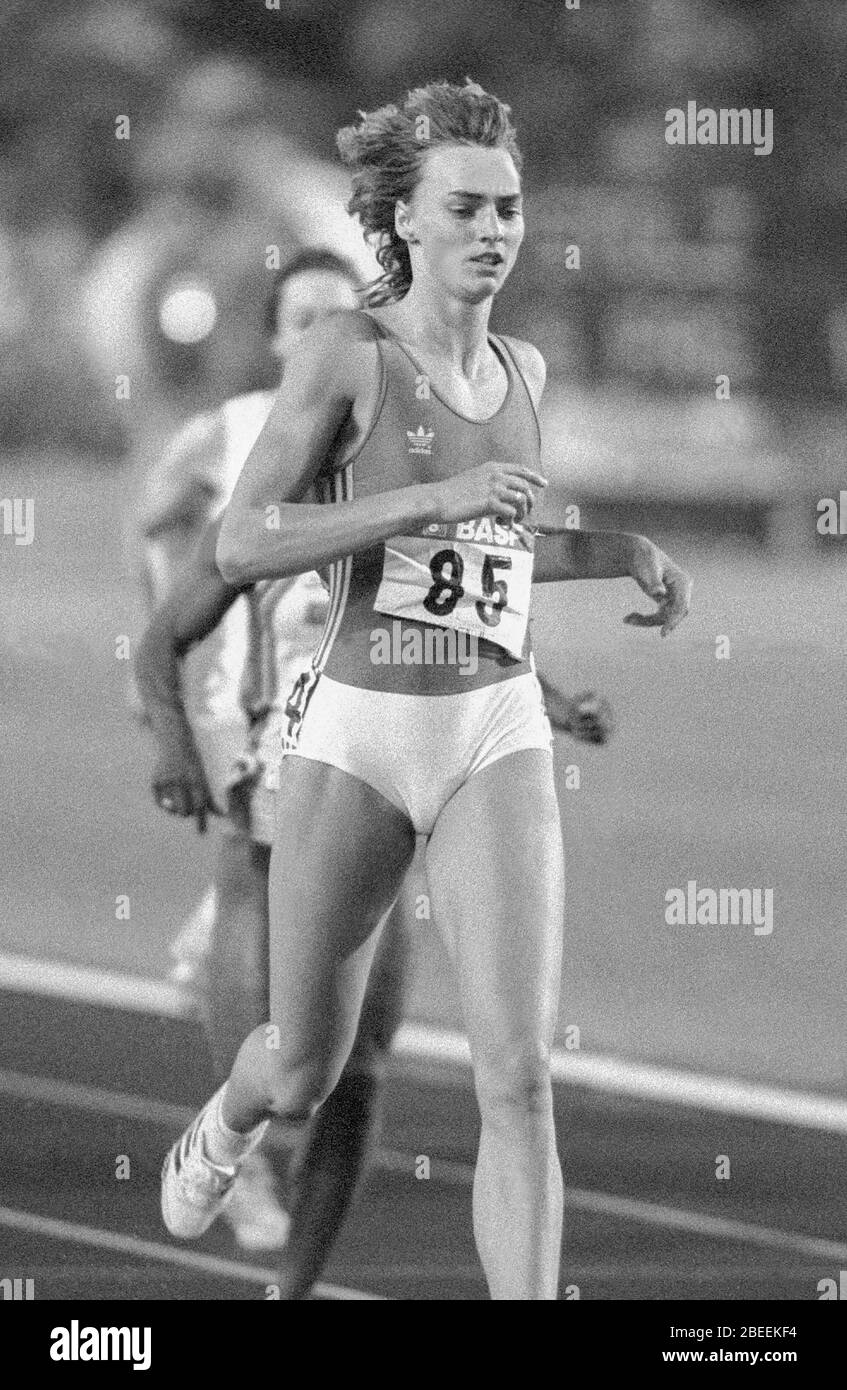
[286,671,553,836]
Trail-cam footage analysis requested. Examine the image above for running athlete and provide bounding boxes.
[137,250,364,1252]
[162,80,692,1299]
[140,520,609,1285]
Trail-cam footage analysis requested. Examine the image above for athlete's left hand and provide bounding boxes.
[152,744,215,834]
[535,670,615,743]
[624,538,692,637]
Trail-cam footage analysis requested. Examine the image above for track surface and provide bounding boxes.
[1,990,845,1301]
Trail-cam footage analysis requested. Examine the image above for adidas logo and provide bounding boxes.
[406,424,434,455]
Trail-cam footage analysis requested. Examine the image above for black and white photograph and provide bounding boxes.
[0,0,845,1342]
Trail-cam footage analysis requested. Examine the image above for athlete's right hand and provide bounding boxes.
[152,745,214,834]
[428,463,548,526]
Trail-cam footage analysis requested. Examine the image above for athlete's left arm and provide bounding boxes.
[515,342,691,636]
[533,529,692,637]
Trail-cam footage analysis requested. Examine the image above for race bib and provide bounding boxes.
[373,518,535,660]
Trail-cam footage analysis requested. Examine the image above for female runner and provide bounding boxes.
[162,79,691,1300]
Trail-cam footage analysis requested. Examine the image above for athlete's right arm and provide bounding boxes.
[135,518,244,830]
[216,315,547,585]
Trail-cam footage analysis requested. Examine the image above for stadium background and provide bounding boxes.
[1,0,846,1300]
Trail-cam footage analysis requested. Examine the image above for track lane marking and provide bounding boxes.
[2,1067,844,1267]
[0,1204,385,1300]
[2,953,846,1133]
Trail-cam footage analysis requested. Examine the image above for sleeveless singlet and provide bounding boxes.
[302,313,543,698]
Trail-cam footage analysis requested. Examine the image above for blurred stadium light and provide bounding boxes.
[80,55,378,454]
[158,280,218,345]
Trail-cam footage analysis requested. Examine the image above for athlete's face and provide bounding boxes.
[396,144,524,304]
[271,269,359,360]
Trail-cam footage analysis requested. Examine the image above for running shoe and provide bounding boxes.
[161,1105,238,1239]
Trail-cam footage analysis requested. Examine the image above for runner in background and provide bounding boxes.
[135,249,362,1253]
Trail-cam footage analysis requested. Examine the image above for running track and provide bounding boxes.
[1,984,845,1301]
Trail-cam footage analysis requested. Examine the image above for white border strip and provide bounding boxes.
[3,950,847,1134]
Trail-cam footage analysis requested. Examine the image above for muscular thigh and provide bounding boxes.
[267,754,415,1064]
[425,749,565,1068]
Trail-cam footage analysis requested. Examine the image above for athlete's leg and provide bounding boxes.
[274,880,412,1297]
[426,748,565,1300]
[167,885,216,1002]
[204,829,269,1082]
[219,755,415,1132]
[198,831,291,1248]
[162,757,415,1240]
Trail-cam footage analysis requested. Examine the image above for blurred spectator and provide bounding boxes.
[0,0,843,456]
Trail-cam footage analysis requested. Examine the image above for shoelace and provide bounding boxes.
[177,1140,237,1204]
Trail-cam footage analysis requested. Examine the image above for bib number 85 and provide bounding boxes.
[423,548,512,627]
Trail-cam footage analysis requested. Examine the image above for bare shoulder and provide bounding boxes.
[288,308,382,401]
[499,335,547,409]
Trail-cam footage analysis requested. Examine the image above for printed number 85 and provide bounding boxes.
[423,549,512,626]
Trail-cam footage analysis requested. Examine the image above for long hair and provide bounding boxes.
[336,79,522,307]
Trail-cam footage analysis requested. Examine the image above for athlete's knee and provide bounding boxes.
[255,1034,344,1122]
[473,1038,554,1121]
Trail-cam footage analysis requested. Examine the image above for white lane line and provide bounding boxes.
[0,952,189,1017]
[3,949,847,1133]
[395,1024,847,1134]
[376,1150,847,1265]
[0,1067,195,1129]
[2,1069,844,1272]
[562,1189,847,1266]
[0,1068,302,1142]
[0,1205,385,1301]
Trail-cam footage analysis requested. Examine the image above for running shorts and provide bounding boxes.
[283,671,553,836]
